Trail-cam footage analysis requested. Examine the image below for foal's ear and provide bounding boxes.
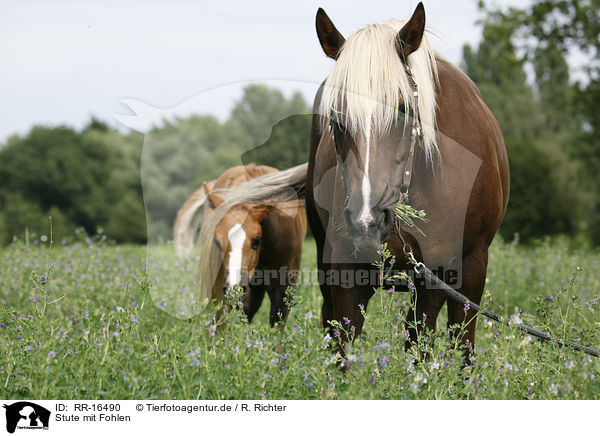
[316,8,345,60]
[204,182,224,209]
[395,2,426,63]
[249,204,273,222]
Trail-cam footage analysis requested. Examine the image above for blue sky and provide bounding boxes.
[0,0,525,141]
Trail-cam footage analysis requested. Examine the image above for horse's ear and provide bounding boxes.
[395,2,426,63]
[204,182,224,209]
[250,204,273,222]
[316,8,345,60]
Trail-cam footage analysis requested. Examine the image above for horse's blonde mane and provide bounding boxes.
[319,19,440,163]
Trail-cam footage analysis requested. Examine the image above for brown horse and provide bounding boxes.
[199,3,508,356]
[305,3,509,354]
[174,164,307,325]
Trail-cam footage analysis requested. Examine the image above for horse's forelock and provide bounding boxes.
[319,18,440,163]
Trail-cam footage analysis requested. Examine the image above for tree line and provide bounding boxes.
[1,1,598,245]
[463,0,599,244]
[0,86,311,244]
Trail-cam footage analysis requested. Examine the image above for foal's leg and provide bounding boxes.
[243,285,266,323]
[446,244,489,362]
[266,285,290,327]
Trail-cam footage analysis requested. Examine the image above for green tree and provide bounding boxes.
[0,195,50,244]
[0,126,113,232]
[462,19,542,141]
[462,15,577,241]
[140,115,245,241]
[82,127,146,241]
[140,86,311,240]
[0,123,146,244]
[0,85,312,244]
[241,114,312,170]
[499,140,572,240]
[478,0,600,243]
[104,193,147,243]
[229,85,310,151]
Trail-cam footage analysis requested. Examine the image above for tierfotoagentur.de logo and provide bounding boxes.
[2,402,50,434]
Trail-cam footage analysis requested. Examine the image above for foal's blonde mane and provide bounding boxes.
[319,19,440,163]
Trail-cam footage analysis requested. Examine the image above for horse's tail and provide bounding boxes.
[173,180,216,257]
[197,163,308,303]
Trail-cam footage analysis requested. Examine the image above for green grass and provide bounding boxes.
[0,234,599,399]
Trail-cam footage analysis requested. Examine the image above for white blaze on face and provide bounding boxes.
[227,223,246,286]
[357,117,374,228]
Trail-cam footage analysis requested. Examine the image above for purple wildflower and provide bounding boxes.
[208,324,216,336]
[374,340,391,351]
[379,357,391,367]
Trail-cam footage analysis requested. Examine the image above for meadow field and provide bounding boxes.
[1,234,599,400]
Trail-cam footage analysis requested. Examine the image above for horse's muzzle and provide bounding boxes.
[344,206,394,253]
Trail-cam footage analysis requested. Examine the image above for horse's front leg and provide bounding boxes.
[243,285,266,323]
[446,243,489,363]
[327,264,375,349]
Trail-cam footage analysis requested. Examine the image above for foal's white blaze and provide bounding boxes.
[227,223,246,286]
[357,118,374,228]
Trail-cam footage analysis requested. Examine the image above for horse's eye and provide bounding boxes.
[333,120,346,135]
[214,238,222,250]
[332,121,346,153]
[250,236,261,250]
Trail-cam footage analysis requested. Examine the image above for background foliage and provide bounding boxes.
[0,86,311,244]
[463,0,599,243]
